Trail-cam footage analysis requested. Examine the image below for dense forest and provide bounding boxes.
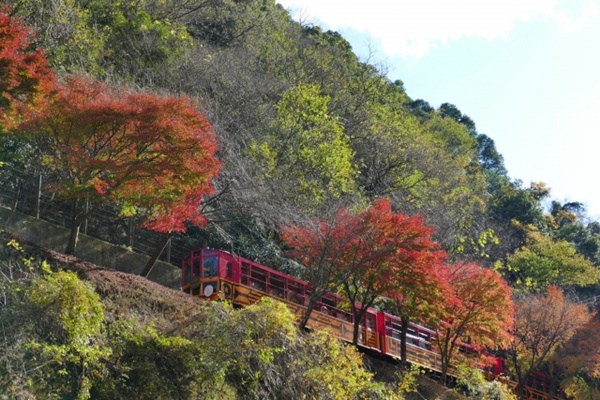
[1,0,600,398]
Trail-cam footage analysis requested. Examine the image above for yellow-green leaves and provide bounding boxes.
[250,84,356,205]
[26,268,108,400]
[506,230,600,291]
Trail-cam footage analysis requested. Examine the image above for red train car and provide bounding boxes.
[182,248,565,399]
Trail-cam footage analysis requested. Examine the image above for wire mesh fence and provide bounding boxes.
[0,165,199,268]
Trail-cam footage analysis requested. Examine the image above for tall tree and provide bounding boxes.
[282,198,444,339]
[14,75,220,255]
[0,9,55,132]
[388,263,450,365]
[476,133,507,176]
[435,262,514,384]
[507,287,593,399]
[490,179,548,229]
[338,199,444,345]
[281,205,360,330]
[506,230,599,292]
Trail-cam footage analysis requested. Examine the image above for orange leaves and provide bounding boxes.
[17,74,220,234]
[512,287,593,368]
[282,198,444,296]
[433,262,514,382]
[440,262,514,349]
[344,199,445,295]
[0,9,56,130]
[282,198,446,336]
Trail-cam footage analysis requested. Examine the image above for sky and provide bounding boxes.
[276,0,600,218]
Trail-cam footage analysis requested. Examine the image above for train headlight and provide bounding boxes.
[203,285,214,297]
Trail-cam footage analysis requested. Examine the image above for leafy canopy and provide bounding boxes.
[506,230,600,291]
[0,9,55,131]
[16,75,221,234]
[435,262,514,383]
[250,84,356,204]
[507,286,594,394]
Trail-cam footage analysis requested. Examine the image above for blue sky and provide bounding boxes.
[277,0,600,218]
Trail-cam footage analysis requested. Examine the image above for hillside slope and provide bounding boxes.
[0,233,472,399]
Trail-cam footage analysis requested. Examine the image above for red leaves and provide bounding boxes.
[0,9,56,130]
[342,199,446,296]
[439,262,514,350]
[18,74,221,233]
[283,198,445,306]
[283,199,444,291]
[432,262,513,382]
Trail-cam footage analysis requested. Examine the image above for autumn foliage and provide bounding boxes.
[16,75,221,252]
[0,9,55,130]
[283,198,446,339]
[338,199,446,340]
[508,286,593,397]
[436,262,514,383]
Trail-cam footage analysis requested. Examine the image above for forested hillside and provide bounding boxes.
[1,0,600,398]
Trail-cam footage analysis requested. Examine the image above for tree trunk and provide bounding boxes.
[299,292,320,331]
[352,308,364,345]
[516,379,525,400]
[352,318,361,345]
[140,232,173,277]
[65,199,80,255]
[65,222,80,255]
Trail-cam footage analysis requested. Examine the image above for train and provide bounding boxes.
[181,247,566,400]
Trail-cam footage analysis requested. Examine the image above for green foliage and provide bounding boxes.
[25,269,108,399]
[176,297,407,399]
[456,366,516,400]
[506,230,600,291]
[250,84,356,205]
[563,375,600,400]
[92,317,233,400]
[490,179,548,229]
[6,0,105,74]
[88,0,192,76]
[300,330,405,400]
[0,239,108,399]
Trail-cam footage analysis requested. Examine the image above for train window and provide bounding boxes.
[270,275,285,298]
[193,259,201,277]
[251,267,267,282]
[366,314,375,330]
[183,260,191,283]
[322,297,336,308]
[241,262,250,285]
[203,256,218,278]
[226,262,233,278]
[287,281,304,304]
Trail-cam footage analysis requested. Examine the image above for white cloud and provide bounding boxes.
[277,0,598,58]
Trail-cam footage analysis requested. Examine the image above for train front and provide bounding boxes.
[181,248,238,300]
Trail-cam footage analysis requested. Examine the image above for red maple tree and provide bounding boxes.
[388,262,451,365]
[16,75,220,257]
[435,262,514,384]
[340,199,445,345]
[0,8,55,131]
[283,199,445,343]
[282,206,362,329]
